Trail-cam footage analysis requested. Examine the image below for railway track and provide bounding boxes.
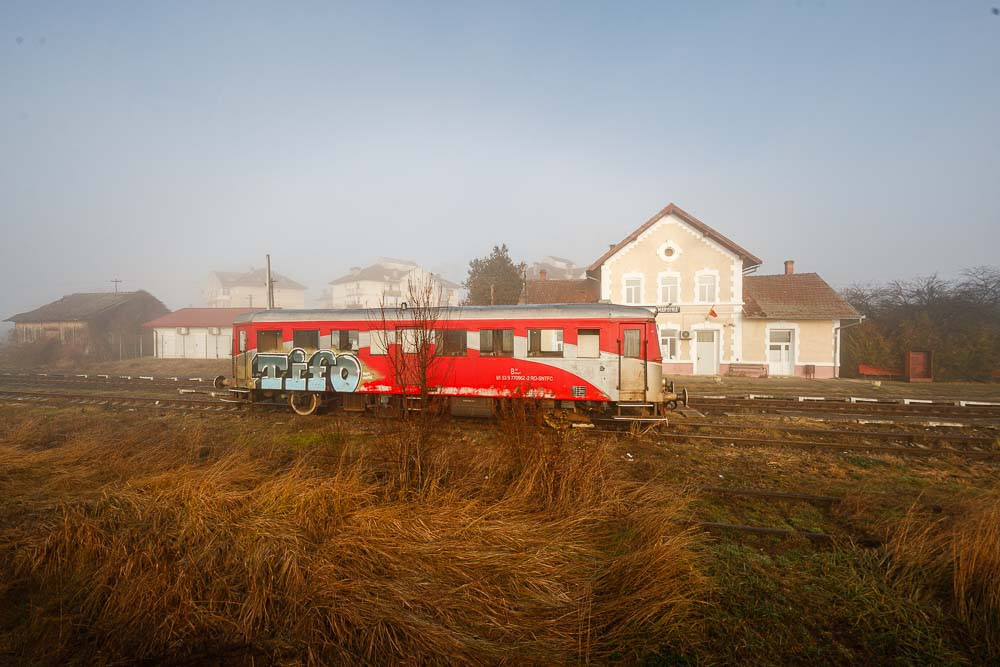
[3,382,998,461]
[689,395,1000,421]
[0,371,211,392]
[0,389,288,414]
[670,420,997,446]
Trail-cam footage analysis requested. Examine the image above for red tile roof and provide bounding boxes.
[588,203,763,272]
[143,308,261,328]
[519,279,600,304]
[743,273,860,320]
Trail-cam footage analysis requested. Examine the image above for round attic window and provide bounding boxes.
[657,241,681,263]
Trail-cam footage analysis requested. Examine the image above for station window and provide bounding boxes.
[623,277,642,304]
[331,329,359,352]
[659,275,679,304]
[436,330,467,357]
[292,329,319,351]
[659,328,678,360]
[697,274,717,303]
[577,329,601,358]
[257,330,282,353]
[480,329,514,357]
[528,328,563,358]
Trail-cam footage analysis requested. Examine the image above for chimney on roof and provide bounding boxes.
[609,243,615,250]
[784,260,795,275]
[539,269,548,281]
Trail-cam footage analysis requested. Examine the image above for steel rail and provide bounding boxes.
[0,389,250,413]
[671,421,997,445]
[662,432,999,460]
[690,397,1000,419]
[699,486,841,504]
[694,521,834,543]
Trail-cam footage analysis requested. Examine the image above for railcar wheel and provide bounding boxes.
[666,400,678,411]
[289,392,321,416]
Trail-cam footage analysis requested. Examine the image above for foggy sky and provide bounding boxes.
[2,1,998,325]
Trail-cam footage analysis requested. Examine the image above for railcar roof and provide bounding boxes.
[233,303,655,324]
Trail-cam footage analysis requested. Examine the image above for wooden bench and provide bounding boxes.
[727,363,768,378]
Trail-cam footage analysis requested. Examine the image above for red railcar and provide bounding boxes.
[229,304,667,421]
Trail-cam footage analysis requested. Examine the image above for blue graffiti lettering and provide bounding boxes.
[251,348,362,393]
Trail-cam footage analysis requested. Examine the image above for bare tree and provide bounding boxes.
[958,266,1000,307]
[369,274,456,492]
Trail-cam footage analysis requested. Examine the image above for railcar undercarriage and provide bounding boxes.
[225,381,687,429]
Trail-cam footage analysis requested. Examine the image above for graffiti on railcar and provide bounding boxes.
[252,348,362,392]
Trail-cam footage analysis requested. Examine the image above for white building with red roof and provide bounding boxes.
[144,308,261,359]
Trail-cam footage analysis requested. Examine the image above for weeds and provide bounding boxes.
[885,493,1000,658]
[0,407,705,664]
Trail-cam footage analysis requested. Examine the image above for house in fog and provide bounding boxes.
[522,202,861,377]
[525,256,585,280]
[5,291,168,359]
[144,308,260,359]
[328,258,462,309]
[203,269,306,309]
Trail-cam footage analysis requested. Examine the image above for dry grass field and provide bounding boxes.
[0,405,998,664]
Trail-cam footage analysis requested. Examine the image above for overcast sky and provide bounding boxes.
[2,1,998,322]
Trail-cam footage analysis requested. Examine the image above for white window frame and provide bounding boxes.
[694,269,719,304]
[657,271,681,305]
[763,321,801,368]
[621,273,644,305]
[658,324,680,361]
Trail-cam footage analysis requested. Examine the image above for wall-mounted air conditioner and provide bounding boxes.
[679,330,692,340]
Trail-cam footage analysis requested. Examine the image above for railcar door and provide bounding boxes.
[617,324,647,402]
[234,328,250,386]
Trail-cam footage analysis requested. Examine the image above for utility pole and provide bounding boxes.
[266,254,275,309]
[111,279,123,293]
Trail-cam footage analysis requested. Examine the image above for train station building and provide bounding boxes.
[524,203,861,377]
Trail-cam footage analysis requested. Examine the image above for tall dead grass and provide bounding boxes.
[1,407,708,664]
[885,492,1000,657]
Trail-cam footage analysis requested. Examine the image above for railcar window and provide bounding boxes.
[480,329,514,357]
[436,330,467,356]
[370,329,392,355]
[623,329,642,358]
[292,330,319,351]
[398,328,429,354]
[257,330,282,353]
[577,329,600,358]
[528,328,563,358]
[331,329,359,352]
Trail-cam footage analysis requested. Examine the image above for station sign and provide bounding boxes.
[656,306,681,313]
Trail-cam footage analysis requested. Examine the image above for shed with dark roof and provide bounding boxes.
[5,291,168,358]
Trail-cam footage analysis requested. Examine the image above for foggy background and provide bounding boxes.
[2,2,998,327]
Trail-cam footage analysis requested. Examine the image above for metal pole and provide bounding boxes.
[266,254,274,309]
